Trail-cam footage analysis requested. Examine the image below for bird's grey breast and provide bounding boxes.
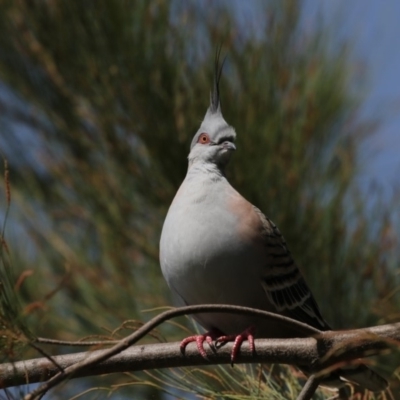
[160,172,264,307]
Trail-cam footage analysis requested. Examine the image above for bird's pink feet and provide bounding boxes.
[180,329,223,358]
[180,326,256,365]
[215,326,256,365]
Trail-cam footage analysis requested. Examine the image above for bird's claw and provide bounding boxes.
[180,333,214,358]
[180,329,223,358]
[180,326,255,365]
[215,326,256,366]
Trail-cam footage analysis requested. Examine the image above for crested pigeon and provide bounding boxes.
[159,52,388,393]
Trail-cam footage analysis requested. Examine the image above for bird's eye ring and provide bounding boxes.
[198,133,210,144]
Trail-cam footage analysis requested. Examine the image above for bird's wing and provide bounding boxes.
[253,206,330,331]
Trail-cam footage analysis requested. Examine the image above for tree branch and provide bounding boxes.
[21,304,321,399]
[0,305,398,399]
[1,322,399,389]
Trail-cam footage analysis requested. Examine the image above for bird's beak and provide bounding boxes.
[222,142,236,151]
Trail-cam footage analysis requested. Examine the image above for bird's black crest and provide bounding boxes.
[210,46,226,114]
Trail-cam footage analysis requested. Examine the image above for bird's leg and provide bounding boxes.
[215,325,256,366]
[180,328,224,359]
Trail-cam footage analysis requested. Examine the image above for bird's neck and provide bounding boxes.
[177,161,231,206]
[186,161,227,182]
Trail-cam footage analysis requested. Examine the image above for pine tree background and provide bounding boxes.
[0,1,399,398]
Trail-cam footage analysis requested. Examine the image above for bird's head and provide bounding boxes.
[188,51,236,169]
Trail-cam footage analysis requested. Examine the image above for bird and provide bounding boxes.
[159,51,388,393]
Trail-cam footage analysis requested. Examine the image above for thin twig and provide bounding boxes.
[35,337,118,346]
[296,374,323,400]
[28,342,64,373]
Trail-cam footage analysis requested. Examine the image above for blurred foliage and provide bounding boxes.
[0,0,399,398]
[0,159,32,362]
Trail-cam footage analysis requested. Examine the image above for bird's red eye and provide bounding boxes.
[198,133,210,144]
